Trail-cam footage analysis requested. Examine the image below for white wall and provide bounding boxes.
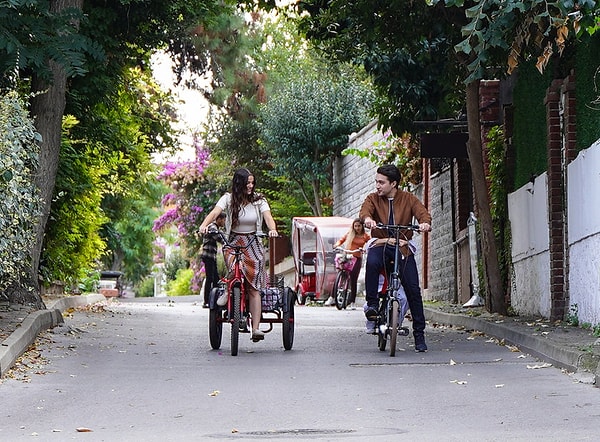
[508,173,551,317]
[567,140,600,324]
[508,139,600,324]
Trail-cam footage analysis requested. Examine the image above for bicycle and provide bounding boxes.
[207,228,295,356]
[331,247,363,310]
[369,223,421,357]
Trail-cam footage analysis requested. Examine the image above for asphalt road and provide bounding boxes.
[1,295,599,441]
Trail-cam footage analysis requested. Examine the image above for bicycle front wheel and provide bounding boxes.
[230,285,241,356]
[334,271,350,310]
[389,299,399,357]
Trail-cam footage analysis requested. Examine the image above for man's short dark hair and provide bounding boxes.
[376,164,401,188]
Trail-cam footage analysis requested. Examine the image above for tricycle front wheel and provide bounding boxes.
[230,286,241,356]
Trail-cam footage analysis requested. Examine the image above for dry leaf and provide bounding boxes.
[231,428,239,433]
[208,390,220,397]
[527,363,552,369]
[450,379,468,385]
[495,384,505,388]
[450,359,457,365]
[76,427,93,432]
[507,345,520,352]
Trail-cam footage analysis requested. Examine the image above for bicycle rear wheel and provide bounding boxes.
[334,271,350,310]
[230,285,241,356]
[389,299,399,357]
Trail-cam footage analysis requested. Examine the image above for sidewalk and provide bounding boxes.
[0,294,105,377]
[1,295,599,385]
[425,302,600,385]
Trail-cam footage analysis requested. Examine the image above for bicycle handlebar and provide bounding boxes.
[206,226,266,250]
[333,246,363,254]
[374,223,421,232]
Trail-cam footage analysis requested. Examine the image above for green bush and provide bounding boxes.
[166,268,194,296]
[135,277,155,298]
[0,92,42,292]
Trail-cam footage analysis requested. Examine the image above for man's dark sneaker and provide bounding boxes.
[414,334,428,352]
[364,307,378,321]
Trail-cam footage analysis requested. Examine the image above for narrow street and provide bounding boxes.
[1,296,598,441]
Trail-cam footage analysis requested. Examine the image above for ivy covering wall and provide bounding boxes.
[511,62,553,190]
[576,33,600,151]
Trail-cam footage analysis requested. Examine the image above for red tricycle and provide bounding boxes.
[208,230,295,356]
[291,216,354,305]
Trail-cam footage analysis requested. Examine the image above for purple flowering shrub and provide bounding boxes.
[153,140,225,293]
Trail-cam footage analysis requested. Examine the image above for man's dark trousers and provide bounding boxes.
[364,245,425,335]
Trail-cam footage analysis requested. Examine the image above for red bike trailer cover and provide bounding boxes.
[292,216,353,300]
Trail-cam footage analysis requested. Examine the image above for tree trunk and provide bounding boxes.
[465,81,507,315]
[17,0,84,307]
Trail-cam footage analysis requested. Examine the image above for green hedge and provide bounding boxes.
[576,33,600,151]
[511,35,600,190]
[511,62,553,190]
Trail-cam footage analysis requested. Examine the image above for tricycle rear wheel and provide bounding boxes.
[282,288,295,350]
[209,307,222,350]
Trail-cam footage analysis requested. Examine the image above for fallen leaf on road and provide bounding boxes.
[231,428,239,433]
[450,359,457,365]
[527,363,552,369]
[209,390,220,397]
[495,384,505,388]
[450,379,467,385]
[507,345,520,352]
[76,427,93,432]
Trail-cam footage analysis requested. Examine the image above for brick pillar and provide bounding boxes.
[422,157,430,289]
[479,80,502,188]
[545,79,566,321]
[559,72,576,319]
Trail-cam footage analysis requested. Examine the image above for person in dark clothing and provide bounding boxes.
[359,164,432,352]
[201,212,226,308]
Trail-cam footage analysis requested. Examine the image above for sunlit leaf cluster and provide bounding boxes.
[446,0,600,80]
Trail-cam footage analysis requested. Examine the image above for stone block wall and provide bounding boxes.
[425,167,456,302]
[333,120,457,303]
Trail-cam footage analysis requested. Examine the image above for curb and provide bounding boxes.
[0,294,105,377]
[425,307,599,384]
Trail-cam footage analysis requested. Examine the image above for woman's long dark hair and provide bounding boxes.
[230,168,264,228]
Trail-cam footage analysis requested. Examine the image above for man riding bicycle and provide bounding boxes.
[359,164,432,352]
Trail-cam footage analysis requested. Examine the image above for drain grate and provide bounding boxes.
[206,428,356,439]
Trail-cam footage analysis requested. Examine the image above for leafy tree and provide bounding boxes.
[0,0,233,306]
[260,72,373,215]
[41,115,108,289]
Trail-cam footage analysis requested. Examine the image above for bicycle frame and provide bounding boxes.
[332,247,362,310]
[371,223,419,356]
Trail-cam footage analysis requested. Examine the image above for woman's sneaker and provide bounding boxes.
[324,296,334,306]
[252,329,265,342]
